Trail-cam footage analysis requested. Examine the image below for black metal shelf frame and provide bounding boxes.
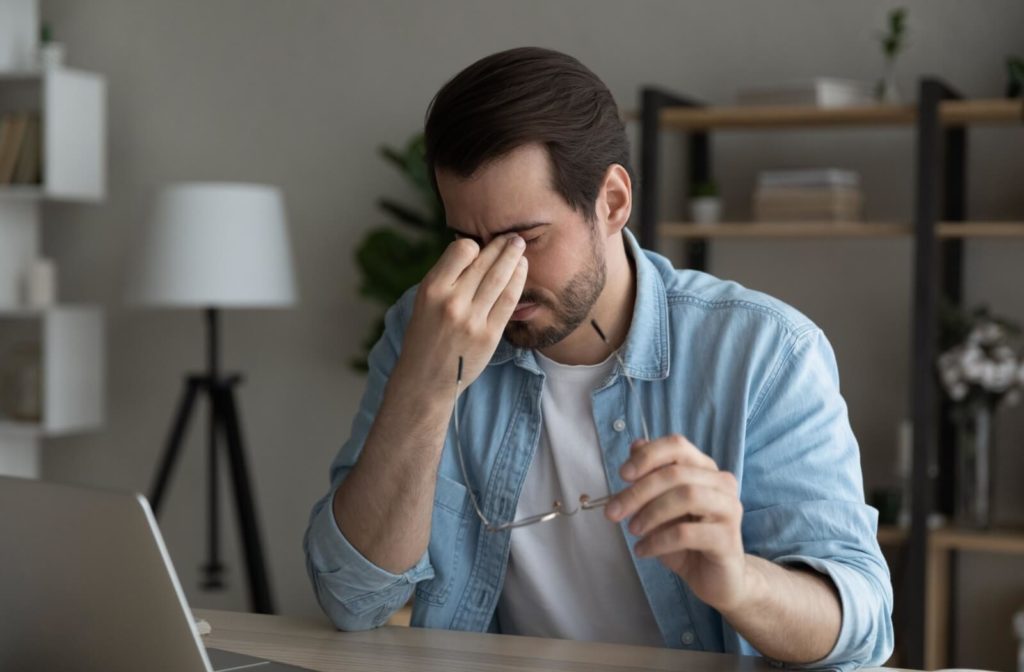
[636,78,987,669]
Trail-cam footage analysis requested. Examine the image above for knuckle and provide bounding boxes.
[441,297,464,322]
[721,471,739,492]
[666,464,686,482]
[452,237,479,256]
[675,483,695,503]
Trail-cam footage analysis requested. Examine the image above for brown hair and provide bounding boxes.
[424,47,632,223]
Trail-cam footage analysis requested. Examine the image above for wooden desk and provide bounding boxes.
[196,608,780,672]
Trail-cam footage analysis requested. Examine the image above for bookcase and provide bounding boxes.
[635,79,1024,669]
[0,14,106,477]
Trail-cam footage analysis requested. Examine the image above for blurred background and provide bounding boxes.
[1,1,1022,670]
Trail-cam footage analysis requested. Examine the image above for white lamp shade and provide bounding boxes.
[128,183,298,308]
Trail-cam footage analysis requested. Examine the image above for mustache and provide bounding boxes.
[518,289,551,308]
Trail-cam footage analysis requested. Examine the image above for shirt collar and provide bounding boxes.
[490,227,670,381]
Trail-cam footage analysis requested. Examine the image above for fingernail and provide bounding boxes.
[518,256,528,267]
[606,501,622,520]
[621,463,636,481]
[509,236,525,248]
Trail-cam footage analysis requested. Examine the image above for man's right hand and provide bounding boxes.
[395,233,528,392]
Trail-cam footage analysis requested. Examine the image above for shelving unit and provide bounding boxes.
[636,81,1023,670]
[0,9,107,478]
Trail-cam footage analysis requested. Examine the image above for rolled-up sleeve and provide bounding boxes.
[303,289,433,631]
[739,327,894,670]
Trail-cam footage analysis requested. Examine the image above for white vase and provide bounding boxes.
[689,197,721,225]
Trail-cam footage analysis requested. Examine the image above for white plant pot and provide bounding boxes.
[690,197,721,225]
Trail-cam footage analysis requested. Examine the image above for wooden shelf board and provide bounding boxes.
[941,98,1024,126]
[635,98,1023,131]
[659,221,911,239]
[937,222,1024,238]
[930,527,1024,554]
[658,221,1024,240]
[877,525,909,546]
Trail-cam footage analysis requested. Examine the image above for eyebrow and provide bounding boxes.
[446,222,547,243]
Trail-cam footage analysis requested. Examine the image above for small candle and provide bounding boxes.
[23,258,57,308]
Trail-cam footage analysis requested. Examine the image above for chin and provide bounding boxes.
[503,320,571,350]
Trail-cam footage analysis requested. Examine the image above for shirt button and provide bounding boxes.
[613,418,626,432]
[680,630,695,646]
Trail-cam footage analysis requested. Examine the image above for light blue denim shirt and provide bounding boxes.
[305,229,893,670]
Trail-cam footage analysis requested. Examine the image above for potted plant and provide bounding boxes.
[689,180,721,225]
[350,133,449,371]
[875,7,908,103]
[936,304,1024,528]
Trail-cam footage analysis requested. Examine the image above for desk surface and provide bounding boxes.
[196,608,779,672]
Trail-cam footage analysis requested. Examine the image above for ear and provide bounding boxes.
[596,163,632,237]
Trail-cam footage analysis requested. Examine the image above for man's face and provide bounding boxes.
[436,143,606,350]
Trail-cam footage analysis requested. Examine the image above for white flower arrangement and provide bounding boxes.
[937,307,1024,409]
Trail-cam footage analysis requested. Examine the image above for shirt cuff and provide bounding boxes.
[307,488,433,614]
[772,554,884,671]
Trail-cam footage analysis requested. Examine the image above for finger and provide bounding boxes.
[628,484,741,537]
[606,464,728,522]
[620,434,717,483]
[634,520,729,558]
[424,237,481,288]
[472,235,526,310]
[455,234,520,297]
[487,256,528,328]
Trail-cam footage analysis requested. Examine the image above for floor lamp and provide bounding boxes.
[128,183,297,614]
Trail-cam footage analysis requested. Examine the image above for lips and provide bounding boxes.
[511,301,539,321]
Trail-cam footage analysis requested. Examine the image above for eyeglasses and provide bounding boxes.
[452,319,650,532]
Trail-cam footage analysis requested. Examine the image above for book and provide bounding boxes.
[757,168,861,190]
[753,186,864,222]
[0,112,30,183]
[12,113,41,185]
[737,78,876,108]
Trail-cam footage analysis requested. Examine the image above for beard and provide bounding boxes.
[503,234,606,350]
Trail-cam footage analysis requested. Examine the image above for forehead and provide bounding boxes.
[436,144,563,226]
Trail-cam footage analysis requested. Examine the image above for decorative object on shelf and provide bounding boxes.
[936,305,1024,529]
[20,257,56,308]
[736,78,875,108]
[351,133,448,371]
[127,182,298,614]
[37,21,64,69]
[688,180,721,225]
[875,7,908,103]
[753,168,863,222]
[1007,56,1024,99]
[0,341,42,423]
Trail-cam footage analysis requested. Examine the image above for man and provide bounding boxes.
[305,47,893,669]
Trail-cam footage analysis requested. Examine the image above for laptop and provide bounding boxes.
[0,475,311,671]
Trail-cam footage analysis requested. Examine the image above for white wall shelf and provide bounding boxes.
[1,3,107,478]
[0,66,107,202]
[0,306,105,437]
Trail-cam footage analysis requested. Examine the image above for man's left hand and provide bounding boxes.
[605,434,749,614]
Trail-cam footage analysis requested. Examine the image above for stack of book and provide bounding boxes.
[0,112,43,185]
[752,169,863,222]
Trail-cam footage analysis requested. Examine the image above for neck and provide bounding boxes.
[539,232,635,366]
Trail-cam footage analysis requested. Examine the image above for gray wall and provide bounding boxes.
[38,1,1024,668]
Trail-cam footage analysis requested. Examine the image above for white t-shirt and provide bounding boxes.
[496,351,663,646]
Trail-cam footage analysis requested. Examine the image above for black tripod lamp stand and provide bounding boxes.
[128,183,298,614]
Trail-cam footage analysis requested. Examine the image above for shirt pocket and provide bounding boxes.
[415,473,473,606]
